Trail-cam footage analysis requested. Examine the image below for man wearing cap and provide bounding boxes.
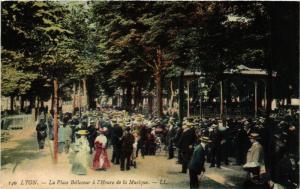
[177,121,197,173]
[188,136,210,189]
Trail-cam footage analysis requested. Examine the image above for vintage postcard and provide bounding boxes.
[1,1,299,189]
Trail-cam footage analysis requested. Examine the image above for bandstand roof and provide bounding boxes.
[224,65,277,77]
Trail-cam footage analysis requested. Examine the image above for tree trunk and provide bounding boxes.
[126,84,132,111]
[178,71,184,123]
[220,81,224,119]
[20,96,24,112]
[137,86,142,112]
[78,81,81,116]
[53,78,59,163]
[155,71,163,117]
[87,77,96,109]
[29,96,35,110]
[133,86,139,109]
[155,47,163,118]
[72,82,77,113]
[10,95,14,111]
[169,80,175,109]
[36,97,40,121]
[82,78,88,110]
[121,88,126,109]
[148,94,153,115]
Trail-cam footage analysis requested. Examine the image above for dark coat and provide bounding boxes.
[101,121,112,139]
[235,128,251,152]
[188,144,206,174]
[210,129,222,149]
[139,126,148,141]
[167,126,177,146]
[121,132,135,154]
[111,124,123,146]
[87,125,97,147]
[177,128,197,152]
[36,121,47,139]
[174,127,183,148]
[273,154,299,187]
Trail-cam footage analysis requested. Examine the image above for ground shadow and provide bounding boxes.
[1,133,46,168]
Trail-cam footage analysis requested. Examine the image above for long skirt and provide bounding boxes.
[93,147,110,170]
[71,150,89,175]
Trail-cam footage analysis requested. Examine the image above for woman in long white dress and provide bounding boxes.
[70,130,90,175]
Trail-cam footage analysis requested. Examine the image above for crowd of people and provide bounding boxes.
[35,107,299,189]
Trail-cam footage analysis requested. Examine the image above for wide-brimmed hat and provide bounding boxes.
[76,130,89,135]
[184,121,193,128]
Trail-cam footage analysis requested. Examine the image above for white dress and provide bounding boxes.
[71,136,90,175]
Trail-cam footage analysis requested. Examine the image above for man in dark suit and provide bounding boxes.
[111,121,123,164]
[166,119,177,159]
[137,124,147,158]
[177,122,197,173]
[120,126,135,171]
[87,120,97,154]
[36,118,48,149]
[209,124,222,168]
[174,123,183,164]
[188,136,211,189]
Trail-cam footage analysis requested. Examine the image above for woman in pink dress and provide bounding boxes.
[93,127,110,170]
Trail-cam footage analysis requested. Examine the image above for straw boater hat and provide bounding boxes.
[118,120,125,128]
[184,121,193,128]
[111,118,117,123]
[200,136,212,143]
[135,116,143,122]
[76,130,89,135]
